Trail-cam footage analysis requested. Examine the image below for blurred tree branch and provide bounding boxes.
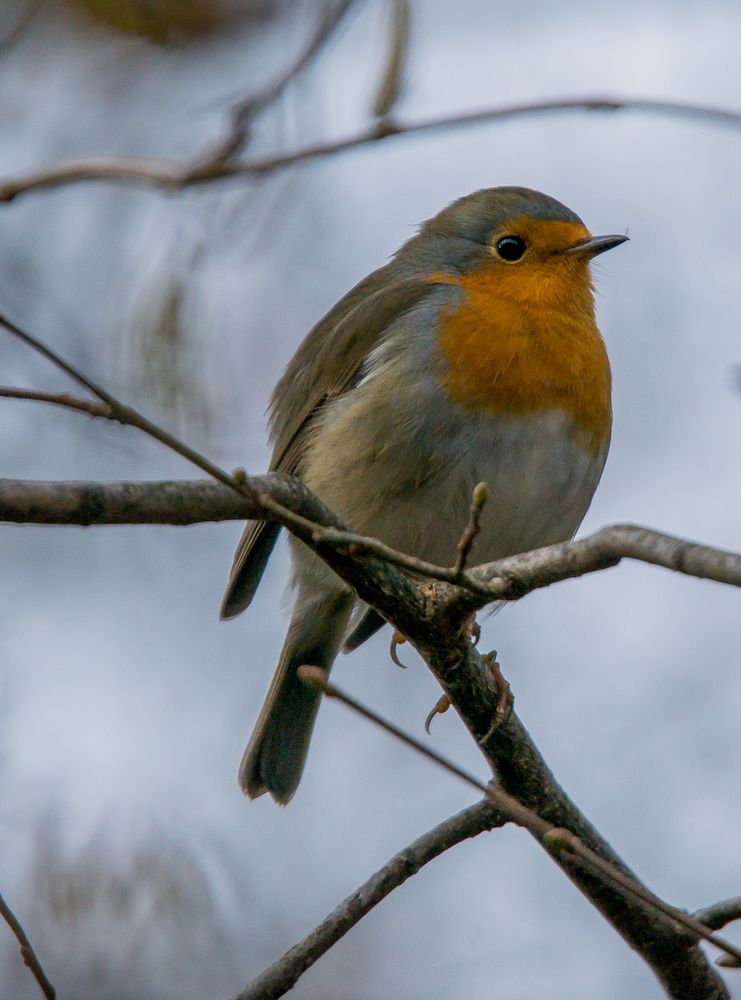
[1,313,740,997]
[370,0,410,119]
[205,0,358,162]
[3,94,741,202]
[0,892,55,1000]
[237,798,505,1000]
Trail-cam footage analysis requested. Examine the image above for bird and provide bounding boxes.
[220,186,627,804]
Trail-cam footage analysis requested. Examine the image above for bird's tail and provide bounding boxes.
[239,585,354,804]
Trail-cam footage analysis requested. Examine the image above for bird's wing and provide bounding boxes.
[219,273,446,620]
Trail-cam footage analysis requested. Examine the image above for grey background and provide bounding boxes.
[1,1,740,997]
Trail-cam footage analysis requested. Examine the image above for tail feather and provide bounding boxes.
[239,587,354,803]
[220,522,281,620]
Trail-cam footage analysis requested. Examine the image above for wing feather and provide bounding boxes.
[219,273,444,619]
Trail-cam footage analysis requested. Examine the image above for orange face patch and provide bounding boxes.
[432,219,612,451]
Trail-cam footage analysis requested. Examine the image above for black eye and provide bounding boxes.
[495,235,526,262]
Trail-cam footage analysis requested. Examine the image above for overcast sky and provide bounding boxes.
[1,2,740,998]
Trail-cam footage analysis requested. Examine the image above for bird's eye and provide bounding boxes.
[494,235,527,262]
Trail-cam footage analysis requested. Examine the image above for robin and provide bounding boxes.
[221,186,627,804]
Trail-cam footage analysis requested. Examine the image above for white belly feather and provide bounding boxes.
[294,357,608,589]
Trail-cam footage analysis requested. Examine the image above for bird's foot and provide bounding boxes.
[481,650,513,732]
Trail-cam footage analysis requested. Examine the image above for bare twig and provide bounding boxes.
[371,0,410,118]
[5,355,736,606]
[695,897,741,933]
[4,95,741,201]
[453,481,487,575]
[0,320,733,995]
[544,831,741,970]
[694,897,741,964]
[1,475,741,610]
[316,520,741,603]
[0,892,55,1000]
[207,0,357,162]
[299,666,490,792]
[300,667,741,971]
[0,386,114,419]
[235,798,503,1000]
[0,314,298,529]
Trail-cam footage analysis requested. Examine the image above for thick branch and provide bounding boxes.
[1,479,739,602]
[0,317,731,996]
[3,95,741,201]
[301,667,741,968]
[236,799,503,1000]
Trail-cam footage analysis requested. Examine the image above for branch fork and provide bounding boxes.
[2,311,740,998]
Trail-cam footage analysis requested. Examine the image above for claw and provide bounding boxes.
[424,694,450,734]
[390,629,407,668]
[481,651,513,730]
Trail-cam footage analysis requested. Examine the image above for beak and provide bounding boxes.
[566,234,629,258]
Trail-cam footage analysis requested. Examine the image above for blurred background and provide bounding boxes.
[1,1,740,997]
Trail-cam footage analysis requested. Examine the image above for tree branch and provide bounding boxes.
[0,891,55,1000]
[695,898,741,968]
[3,95,741,201]
[695,897,741,933]
[236,799,504,1000]
[0,386,114,419]
[0,316,732,996]
[300,667,741,969]
[205,0,357,163]
[1,478,740,606]
[370,0,410,119]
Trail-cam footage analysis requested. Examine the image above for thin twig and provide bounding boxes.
[207,0,357,162]
[694,897,741,964]
[235,798,503,1000]
[453,481,487,575]
[544,830,741,970]
[299,665,489,792]
[1,474,741,611]
[0,319,734,995]
[0,313,293,527]
[0,892,55,1000]
[0,313,366,556]
[5,95,741,201]
[299,667,741,971]
[371,0,410,118]
[0,386,114,419]
[316,521,741,600]
[695,897,741,932]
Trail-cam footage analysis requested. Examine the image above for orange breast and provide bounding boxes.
[433,257,612,452]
